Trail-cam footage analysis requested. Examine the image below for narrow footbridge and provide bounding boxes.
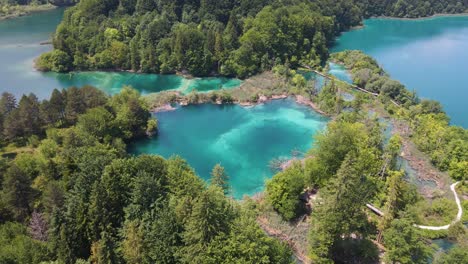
[303,66,400,107]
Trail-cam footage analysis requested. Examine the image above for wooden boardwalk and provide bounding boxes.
[303,66,400,107]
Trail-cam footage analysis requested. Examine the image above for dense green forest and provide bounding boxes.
[1,1,468,263]
[37,0,468,77]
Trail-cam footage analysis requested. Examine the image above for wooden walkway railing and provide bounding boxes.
[303,65,400,107]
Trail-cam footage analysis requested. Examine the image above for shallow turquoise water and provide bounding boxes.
[328,63,353,84]
[0,8,241,99]
[1,9,324,198]
[129,98,328,198]
[432,238,455,252]
[333,16,468,127]
[300,62,351,90]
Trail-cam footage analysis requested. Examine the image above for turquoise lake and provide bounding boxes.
[2,9,466,197]
[334,16,468,127]
[0,9,326,198]
[0,8,241,99]
[129,99,328,198]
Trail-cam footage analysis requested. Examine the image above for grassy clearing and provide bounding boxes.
[410,197,458,226]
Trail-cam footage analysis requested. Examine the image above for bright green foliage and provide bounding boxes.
[0,222,50,264]
[139,204,182,264]
[40,0,468,76]
[447,221,467,242]
[380,134,403,177]
[309,148,380,263]
[204,212,294,264]
[76,107,114,141]
[183,186,233,246]
[210,164,230,195]
[108,86,151,139]
[3,94,42,140]
[89,231,119,264]
[165,156,205,199]
[0,85,150,147]
[332,50,468,182]
[120,220,144,264]
[36,50,72,73]
[434,245,468,264]
[306,120,372,186]
[315,80,342,114]
[412,113,468,181]
[292,74,307,88]
[266,162,305,220]
[382,219,431,264]
[37,0,339,77]
[224,4,333,77]
[332,50,417,105]
[379,170,405,232]
[145,118,158,137]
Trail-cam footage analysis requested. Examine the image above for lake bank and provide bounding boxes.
[372,13,468,21]
[0,8,243,99]
[333,15,468,127]
[129,98,329,199]
[0,4,56,21]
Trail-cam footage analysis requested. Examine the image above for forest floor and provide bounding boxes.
[253,194,312,264]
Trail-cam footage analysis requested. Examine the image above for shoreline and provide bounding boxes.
[33,65,243,82]
[372,12,468,21]
[0,4,57,21]
[150,93,330,118]
[337,12,468,34]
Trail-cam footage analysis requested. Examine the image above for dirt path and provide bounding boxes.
[414,182,462,230]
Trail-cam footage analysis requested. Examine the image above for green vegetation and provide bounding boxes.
[38,0,468,77]
[210,164,230,195]
[2,1,468,263]
[0,87,293,264]
[409,198,458,226]
[263,50,466,263]
[266,161,305,221]
[0,1,55,19]
[383,219,431,264]
[332,50,468,182]
[435,245,468,264]
[38,0,336,77]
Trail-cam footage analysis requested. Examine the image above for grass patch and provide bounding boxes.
[411,197,458,226]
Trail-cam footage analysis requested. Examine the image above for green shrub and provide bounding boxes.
[36,50,72,72]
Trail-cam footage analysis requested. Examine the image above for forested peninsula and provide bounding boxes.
[0,1,76,19]
[1,0,467,264]
[37,0,468,77]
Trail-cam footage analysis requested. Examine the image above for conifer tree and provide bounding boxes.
[210,164,230,195]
